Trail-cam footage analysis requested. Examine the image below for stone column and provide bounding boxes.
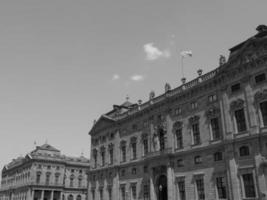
[50,191,54,200]
[40,191,44,200]
[167,162,175,200]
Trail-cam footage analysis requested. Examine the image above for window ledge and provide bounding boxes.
[191,143,201,147]
[175,147,184,151]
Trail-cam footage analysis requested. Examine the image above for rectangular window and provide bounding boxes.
[55,175,59,185]
[231,83,241,92]
[235,109,247,132]
[192,123,200,145]
[45,174,50,185]
[210,118,221,140]
[70,178,73,187]
[208,94,217,103]
[178,180,186,200]
[175,107,182,115]
[195,177,205,200]
[176,129,183,149]
[78,179,82,187]
[131,184,137,199]
[36,174,41,184]
[109,148,113,164]
[144,185,150,200]
[216,177,227,199]
[143,139,148,156]
[242,173,256,198]
[101,151,105,166]
[132,142,137,160]
[255,73,266,83]
[191,102,198,109]
[121,146,126,162]
[94,154,97,168]
[121,185,126,200]
[260,101,267,126]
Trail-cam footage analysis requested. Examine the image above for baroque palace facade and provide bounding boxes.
[0,144,90,200]
[88,25,267,200]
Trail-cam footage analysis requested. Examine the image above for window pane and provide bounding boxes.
[192,123,200,144]
[178,180,186,200]
[176,129,183,149]
[216,177,227,199]
[196,178,205,200]
[260,101,267,126]
[235,109,247,132]
[242,174,256,198]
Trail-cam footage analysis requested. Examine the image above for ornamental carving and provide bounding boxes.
[230,99,245,111]
[205,107,220,118]
[254,89,267,103]
[149,90,155,100]
[189,115,200,124]
[173,121,183,129]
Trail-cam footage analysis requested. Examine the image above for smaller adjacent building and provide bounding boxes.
[0,144,90,200]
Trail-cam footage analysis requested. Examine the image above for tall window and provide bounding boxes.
[45,173,50,185]
[159,129,165,151]
[234,109,247,132]
[101,150,105,166]
[76,195,81,200]
[175,128,183,149]
[195,177,205,200]
[216,177,227,199]
[132,142,137,160]
[131,183,137,200]
[70,177,74,187]
[36,172,41,184]
[120,185,126,200]
[121,145,126,162]
[55,174,59,185]
[242,173,256,198]
[93,150,97,168]
[177,179,186,200]
[210,118,221,140]
[144,185,150,200]
[109,147,113,165]
[78,178,82,187]
[143,138,148,156]
[260,101,267,126]
[192,123,200,145]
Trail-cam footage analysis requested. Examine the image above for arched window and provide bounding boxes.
[239,146,250,157]
[76,195,81,200]
[68,195,73,200]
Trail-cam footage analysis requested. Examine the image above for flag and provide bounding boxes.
[180,50,192,57]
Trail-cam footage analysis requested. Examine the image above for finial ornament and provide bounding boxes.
[126,95,130,101]
[149,90,155,100]
[219,55,226,66]
[165,83,171,92]
[181,77,186,84]
[197,69,203,76]
[256,25,267,33]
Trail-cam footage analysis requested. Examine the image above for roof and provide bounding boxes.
[36,143,60,152]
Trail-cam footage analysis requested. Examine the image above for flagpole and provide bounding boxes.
[181,55,184,78]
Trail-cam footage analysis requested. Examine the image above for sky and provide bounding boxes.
[0,0,267,172]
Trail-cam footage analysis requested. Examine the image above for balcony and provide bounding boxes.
[144,148,172,159]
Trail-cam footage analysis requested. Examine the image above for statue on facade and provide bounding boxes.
[219,55,226,66]
[165,83,171,93]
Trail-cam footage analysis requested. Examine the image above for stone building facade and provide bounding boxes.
[0,144,90,200]
[87,25,267,200]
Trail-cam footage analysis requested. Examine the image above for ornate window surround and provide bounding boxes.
[229,99,248,134]
[254,89,267,127]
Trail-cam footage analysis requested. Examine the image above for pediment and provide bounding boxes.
[89,115,115,135]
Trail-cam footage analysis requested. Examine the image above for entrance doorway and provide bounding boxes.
[156,175,167,200]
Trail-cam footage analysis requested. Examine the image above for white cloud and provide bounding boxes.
[112,74,120,80]
[143,43,171,61]
[130,74,144,81]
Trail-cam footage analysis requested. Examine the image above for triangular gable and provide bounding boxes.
[89,115,115,136]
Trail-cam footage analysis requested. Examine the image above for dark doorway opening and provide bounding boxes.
[156,174,167,200]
